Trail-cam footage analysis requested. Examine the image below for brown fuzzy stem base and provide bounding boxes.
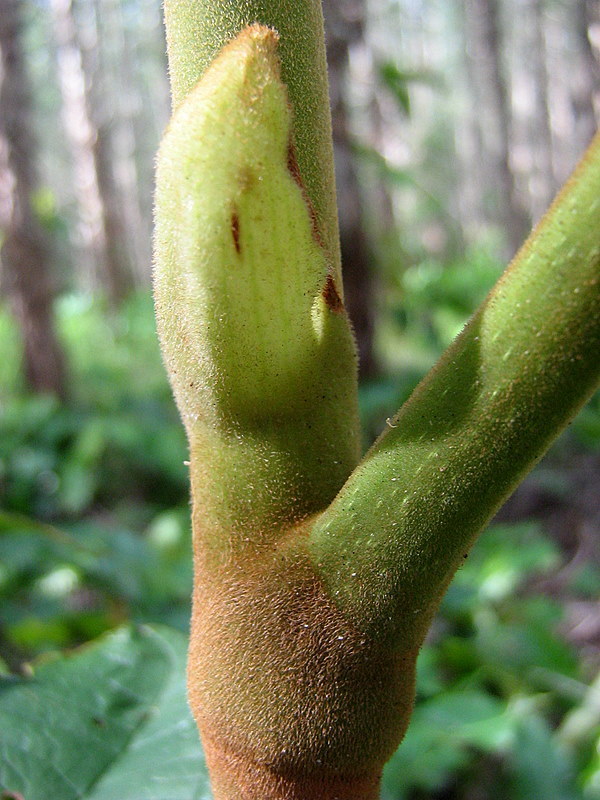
[203,738,381,800]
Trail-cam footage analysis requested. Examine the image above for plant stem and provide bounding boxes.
[154,24,359,556]
[156,1,600,796]
[309,132,600,648]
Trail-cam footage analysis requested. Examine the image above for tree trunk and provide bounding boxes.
[571,0,599,151]
[458,0,493,237]
[88,0,150,288]
[323,0,377,379]
[92,0,150,284]
[0,0,67,398]
[526,0,556,220]
[463,0,531,255]
[51,0,133,304]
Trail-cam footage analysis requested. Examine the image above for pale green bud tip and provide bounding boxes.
[154,24,358,437]
[193,23,282,103]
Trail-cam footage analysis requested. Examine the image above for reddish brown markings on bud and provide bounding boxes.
[287,139,324,248]
[323,274,344,313]
[286,139,303,188]
[231,210,241,254]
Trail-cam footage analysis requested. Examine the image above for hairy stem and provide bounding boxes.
[156,1,600,796]
[310,132,600,648]
[154,25,359,558]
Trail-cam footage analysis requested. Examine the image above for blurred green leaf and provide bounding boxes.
[377,61,444,116]
[474,600,578,681]
[0,625,210,800]
[0,511,192,657]
[444,522,561,613]
[0,295,188,520]
[414,644,446,699]
[382,689,512,797]
[581,746,600,799]
[507,710,583,800]
[572,392,600,448]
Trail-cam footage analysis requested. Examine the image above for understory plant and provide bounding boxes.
[153,2,600,798]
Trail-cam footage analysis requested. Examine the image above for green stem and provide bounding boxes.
[154,25,360,561]
[156,2,600,795]
[309,133,600,648]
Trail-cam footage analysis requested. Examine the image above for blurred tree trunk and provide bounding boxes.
[463,0,530,255]
[0,0,67,398]
[51,0,133,305]
[127,0,171,262]
[92,120,136,300]
[323,0,377,379]
[571,0,599,151]
[458,5,491,238]
[527,0,555,220]
[93,0,151,283]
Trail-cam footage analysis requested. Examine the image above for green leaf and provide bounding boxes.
[474,599,578,680]
[378,62,412,115]
[581,748,600,798]
[381,689,513,796]
[377,61,444,117]
[0,625,210,800]
[507,713,583,800]
[447,522,561,607]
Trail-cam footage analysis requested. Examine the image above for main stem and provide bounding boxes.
[156,3,600,798]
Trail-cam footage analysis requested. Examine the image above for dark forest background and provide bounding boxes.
[0,0,599,798]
